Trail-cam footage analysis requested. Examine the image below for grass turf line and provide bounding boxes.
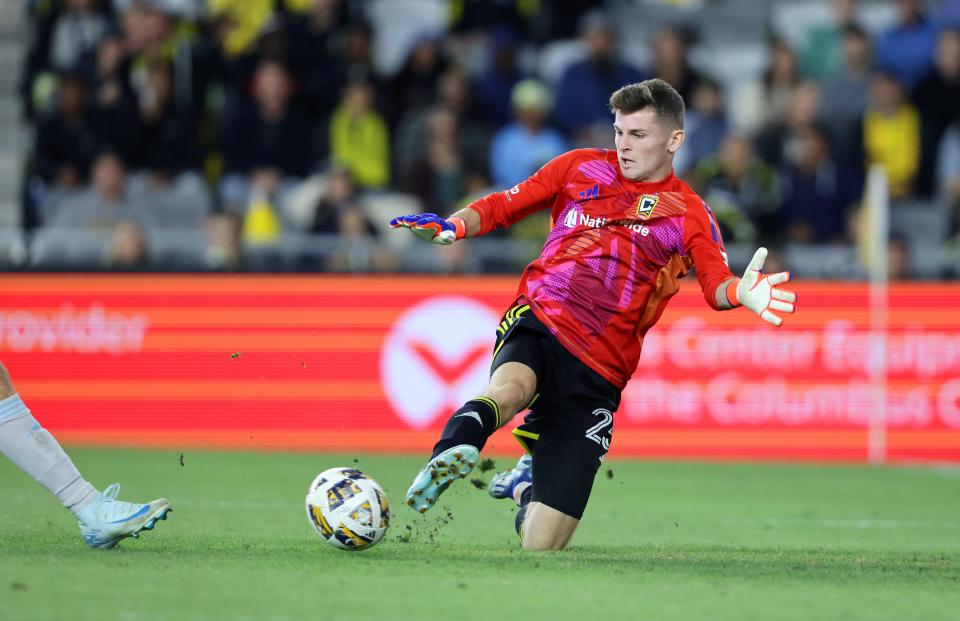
[1,449,958,621]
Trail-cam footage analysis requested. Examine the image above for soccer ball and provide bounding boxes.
[305,467,390,550]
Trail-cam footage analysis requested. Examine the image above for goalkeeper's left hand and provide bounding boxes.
[389,213,466,245]
[730,247,796,327]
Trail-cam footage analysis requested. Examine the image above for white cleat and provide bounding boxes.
[489,454,533,501]
[405,445,479,514]
[76,483,171,549]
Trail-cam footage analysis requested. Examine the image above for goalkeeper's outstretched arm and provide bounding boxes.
[390,151,576,244]
[684,201,796,326]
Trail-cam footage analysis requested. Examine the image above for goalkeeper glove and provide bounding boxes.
[389,213,466,245]
[729,247,797,327]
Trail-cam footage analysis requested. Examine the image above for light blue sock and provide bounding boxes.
[0,394,98,513]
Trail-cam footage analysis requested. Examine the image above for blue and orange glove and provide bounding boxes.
[389,213,467,245]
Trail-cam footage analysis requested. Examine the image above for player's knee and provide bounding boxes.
[520,532,569,551]
[483,380,531,419]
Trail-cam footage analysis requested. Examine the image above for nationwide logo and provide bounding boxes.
[562,206,608,229]
[636,194,659,219]
[561,206,650,236]
[380,297,497,429]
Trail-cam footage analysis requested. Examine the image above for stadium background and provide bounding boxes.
[1,0,959,466]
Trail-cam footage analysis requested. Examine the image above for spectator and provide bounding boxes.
[888,234,914,280]
[205,213,245,271]
[552,9,644,143]
[875,0,937,89]
[912,29,960,197]
[863,71,920,199]
[311,165,360,234]
[123,1,205,112]
[674,78,728,176]
[328,209,398,273]
[135,61,202,181]
[87,31,140,163]
[819,24,873,163]
[489,80,568,189]
[48,0,109,73]
[206,0,275,59]
[221,60,315,211]
[691,135,780,243]
[432,240,481,274]
[938,124,960,207]
[330,79,390,189]
[938,126,960,272]
[288,0,348,84]
[800,0,860,80]
[47,152,157,230]
[473,28,524,127]
[388,34,449,126]
[395,66,489,194]
[938,0,960,29]
[227,16,295,97]
[778,123,859,244]
[730,39,801,136]
[34,72,99,190]
[105,220,151,270]
[341,19,380,84]
[755,80,822,169]
[406,107,467,212]
[650,26,703,103]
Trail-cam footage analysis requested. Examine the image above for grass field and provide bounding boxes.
[1,448,959,621]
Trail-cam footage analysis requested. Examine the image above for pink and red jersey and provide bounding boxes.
[468,148,734,389]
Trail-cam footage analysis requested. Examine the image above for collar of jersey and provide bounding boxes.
[620,169,678,194]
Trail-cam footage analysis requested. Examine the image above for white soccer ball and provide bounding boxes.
[305,467,390,550]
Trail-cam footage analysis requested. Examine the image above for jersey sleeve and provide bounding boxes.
[683,199,737,310]
[465,151,574,236]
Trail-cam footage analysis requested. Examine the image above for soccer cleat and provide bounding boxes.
[405,445,479,514]
[488,454,532,502]
[76,483,172,549]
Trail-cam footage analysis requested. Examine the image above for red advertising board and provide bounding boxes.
[1,275,958,463]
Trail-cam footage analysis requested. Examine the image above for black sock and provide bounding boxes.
[514,485,533,535]
[431,397,501,458]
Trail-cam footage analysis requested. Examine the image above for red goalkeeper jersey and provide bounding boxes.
[468,148,735,390]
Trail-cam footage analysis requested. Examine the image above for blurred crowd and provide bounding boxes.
[15,0,960,276]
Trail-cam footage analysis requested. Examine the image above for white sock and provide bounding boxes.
[0,394,98,513]
[512,481,532,506]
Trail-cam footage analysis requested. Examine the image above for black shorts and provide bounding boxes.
[491,304,621,520]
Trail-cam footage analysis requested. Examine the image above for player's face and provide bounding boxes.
[613,109,684,182]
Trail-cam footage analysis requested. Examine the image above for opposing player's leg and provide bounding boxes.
[405,305,544,513]
[0,361,171,548]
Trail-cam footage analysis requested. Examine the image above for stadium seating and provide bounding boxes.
[783,243,866,279]
[29,228,111,269]
[0,228,26,268]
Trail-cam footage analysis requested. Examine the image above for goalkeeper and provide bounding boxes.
[391,79,796,550]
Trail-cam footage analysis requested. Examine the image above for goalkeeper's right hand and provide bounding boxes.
[389,213,466,245]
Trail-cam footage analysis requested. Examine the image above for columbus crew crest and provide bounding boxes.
[636,194,659,219]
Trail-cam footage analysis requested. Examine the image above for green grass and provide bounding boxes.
[1,449,959,621]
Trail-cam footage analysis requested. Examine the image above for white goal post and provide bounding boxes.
[865,165,889,465]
